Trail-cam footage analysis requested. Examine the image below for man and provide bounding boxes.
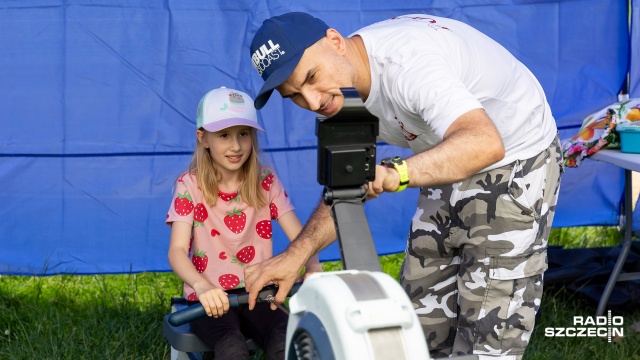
[245,12,563,359]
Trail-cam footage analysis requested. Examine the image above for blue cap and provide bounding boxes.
[250,12,329,109]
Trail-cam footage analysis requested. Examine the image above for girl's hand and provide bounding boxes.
[194,282,229,318]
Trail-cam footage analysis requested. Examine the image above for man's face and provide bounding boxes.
[275,38,352,117]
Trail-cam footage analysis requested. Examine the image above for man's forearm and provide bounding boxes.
[407,108,505,187]
[287,199,336,262]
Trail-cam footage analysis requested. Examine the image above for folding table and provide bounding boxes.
[589,149,640,316]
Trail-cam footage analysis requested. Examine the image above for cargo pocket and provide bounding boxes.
[489,249,547,280]
[502,160,538,218]
[474,250,547,356]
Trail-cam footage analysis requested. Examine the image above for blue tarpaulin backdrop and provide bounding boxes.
[1,0,639,275]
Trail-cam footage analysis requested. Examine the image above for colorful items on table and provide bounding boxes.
[562,99,640,167]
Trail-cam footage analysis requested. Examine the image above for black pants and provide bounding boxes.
[188,299,288,360]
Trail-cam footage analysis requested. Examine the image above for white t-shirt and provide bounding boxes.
[353,14,557,171]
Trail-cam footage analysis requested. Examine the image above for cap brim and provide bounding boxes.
[201,118,265,132]
[254,51,304,110]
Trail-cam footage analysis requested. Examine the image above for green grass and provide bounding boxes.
[548,226,623,248]
[526,285,640,360]
[0,272,179,359]
[0,227,638,359]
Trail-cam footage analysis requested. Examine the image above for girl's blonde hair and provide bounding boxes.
[187,128,267,208]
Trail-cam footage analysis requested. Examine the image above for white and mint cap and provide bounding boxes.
[196,87,264,132]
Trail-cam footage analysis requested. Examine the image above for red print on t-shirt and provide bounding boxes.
[390,15,450,31]
[398,119,419,141]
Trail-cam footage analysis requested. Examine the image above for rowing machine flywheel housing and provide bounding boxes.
[286,270,430,360]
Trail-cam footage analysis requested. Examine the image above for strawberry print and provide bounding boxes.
[219,274,242,290]
[232,245,255,265]
[193,203,208,227]
[211,229,220,237]
[219,251,227,260]
[218,190,239,202]
[174,191,194,216]
[256,220,272,239]
[260,170,274,191]
[192,249,208,273]
[270,203,278,220]
[187,292,198,301]
[224,208,246,234]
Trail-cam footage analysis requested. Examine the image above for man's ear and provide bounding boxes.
[325,28,345,53]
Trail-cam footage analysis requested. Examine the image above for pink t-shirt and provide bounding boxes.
[166,166,294,300]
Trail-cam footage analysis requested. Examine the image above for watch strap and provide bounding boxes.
[380,156,409,192]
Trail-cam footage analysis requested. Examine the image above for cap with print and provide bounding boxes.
[250,12,329,109]
[196,87,264,132]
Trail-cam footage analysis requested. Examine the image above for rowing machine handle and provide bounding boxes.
[167,282,302,327]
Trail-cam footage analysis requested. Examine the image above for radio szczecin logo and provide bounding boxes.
[545,311,623,342]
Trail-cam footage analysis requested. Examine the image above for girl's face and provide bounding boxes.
[197,126,253,176]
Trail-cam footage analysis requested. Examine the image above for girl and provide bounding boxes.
[166,86,322,360]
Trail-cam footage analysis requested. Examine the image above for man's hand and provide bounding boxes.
[244,250,306,310]
[366,164,400,199]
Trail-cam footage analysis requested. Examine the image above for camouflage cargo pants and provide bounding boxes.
[401,137,563,359]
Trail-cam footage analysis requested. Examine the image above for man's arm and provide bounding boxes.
[244,198,336,310]
[369,108,505,196]
[277,210,324,275]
